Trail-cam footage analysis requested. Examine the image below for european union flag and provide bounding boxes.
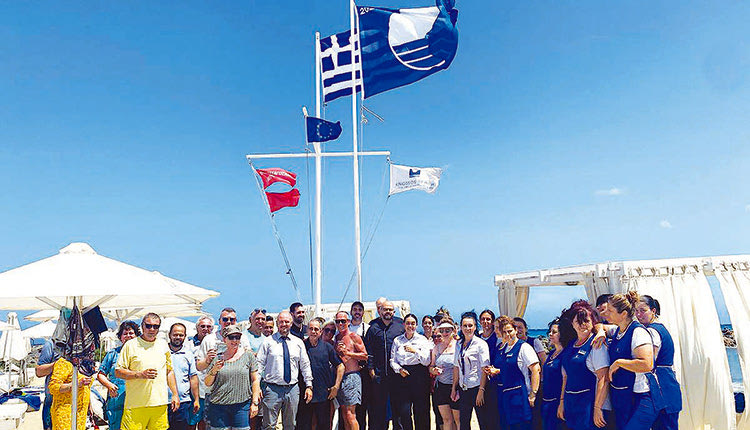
[306,116,343,143]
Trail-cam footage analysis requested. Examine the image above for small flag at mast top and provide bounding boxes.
[389,163,443,196]
[306,116,343,143]
[266,188,301,213]
[256,168,297,189]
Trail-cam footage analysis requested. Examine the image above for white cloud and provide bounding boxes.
[659,220,673,229]
[595,187,623,196]
[745,204,750,212]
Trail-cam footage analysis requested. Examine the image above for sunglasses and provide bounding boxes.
[335,319,348,324]
[226,334,242,341]
[323,328,335,334]
[438,328,453,333]
[144,323,160,330]
[253,308,267,314]
[222,317,237,323]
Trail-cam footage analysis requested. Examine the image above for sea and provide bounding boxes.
[529,327,744,389]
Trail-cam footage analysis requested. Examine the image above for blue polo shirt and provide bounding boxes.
[169,346,198,403]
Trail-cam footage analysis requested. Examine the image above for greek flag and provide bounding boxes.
[319,30,363,103]
[319,0,458,103]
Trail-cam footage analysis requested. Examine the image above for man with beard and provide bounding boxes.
[364,301,405,430]
[348,302,370,430]
[167,324,200,430]
[335,311,368,430]
[289,302,308,340]
[263,316,275,337]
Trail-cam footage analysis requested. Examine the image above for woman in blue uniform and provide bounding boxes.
[557,301,609,430]
[540,319,564,430]
[635,295,681,430]
[603,291,661,430]
[489,315,540,430]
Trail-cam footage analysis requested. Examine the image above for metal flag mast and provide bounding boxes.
[246,23,387,315]
[349,0,364,303]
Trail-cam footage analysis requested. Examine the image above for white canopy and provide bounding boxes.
[0,242,220,311]
[21,321,57,339]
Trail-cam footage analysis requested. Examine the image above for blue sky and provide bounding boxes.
[1,1,748,329]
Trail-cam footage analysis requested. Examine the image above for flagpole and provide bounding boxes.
[313,32,323,317]
[349,0,363,302]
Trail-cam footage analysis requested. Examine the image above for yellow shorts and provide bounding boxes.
[122,405,168,430]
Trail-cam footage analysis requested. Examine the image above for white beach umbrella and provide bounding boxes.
[0,242,221,429]
[0,313,30,361]
[0,242,220,311]
[159,317,198,338]
[23,309,60,322]
[0,313,32,391]
[25,303,207,324]
[21,320,57,339]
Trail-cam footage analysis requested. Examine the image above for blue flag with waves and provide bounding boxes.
[358,0,458,98]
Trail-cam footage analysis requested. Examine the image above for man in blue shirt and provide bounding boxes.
[35,339,59,430]
[168,323,199,430]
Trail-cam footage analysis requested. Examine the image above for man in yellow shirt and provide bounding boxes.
[116,312,180,430]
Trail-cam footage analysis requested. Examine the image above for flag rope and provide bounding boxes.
[249,162,301,300]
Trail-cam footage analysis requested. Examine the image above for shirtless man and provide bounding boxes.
[334,311,368,430]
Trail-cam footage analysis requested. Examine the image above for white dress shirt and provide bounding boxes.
[390,332,432,373]
[453,336,490,390]
[256,332,313,387]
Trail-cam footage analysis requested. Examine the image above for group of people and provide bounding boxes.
[34,292,683,430]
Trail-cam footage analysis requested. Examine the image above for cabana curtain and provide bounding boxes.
[627,268,735,430]
[497,279,529,317]
[715,264,750,429]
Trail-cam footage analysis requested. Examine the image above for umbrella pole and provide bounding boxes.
[71,365,78,430]
[70,296,80,430]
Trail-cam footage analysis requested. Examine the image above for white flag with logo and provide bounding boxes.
[389,164,442,196]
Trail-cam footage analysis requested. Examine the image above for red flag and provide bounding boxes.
[266,189,301,213]
[256,168,297,189]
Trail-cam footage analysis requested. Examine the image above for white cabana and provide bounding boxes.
[495,254,750,430]
[21,320,57,339]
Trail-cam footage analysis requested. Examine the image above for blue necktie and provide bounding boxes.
[281,336,291,383]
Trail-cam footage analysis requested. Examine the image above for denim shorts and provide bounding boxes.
[207,400,250,430]
[188,398,206,425]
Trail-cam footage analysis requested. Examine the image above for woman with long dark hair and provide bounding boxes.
[451,311,490,430]
[557,300,609,430]
[540,319,564,430]
[390,313,433,430]
[635,295,681,430]
[601,291,660,430]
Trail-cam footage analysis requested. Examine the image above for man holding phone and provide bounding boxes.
[116,312,180,430]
